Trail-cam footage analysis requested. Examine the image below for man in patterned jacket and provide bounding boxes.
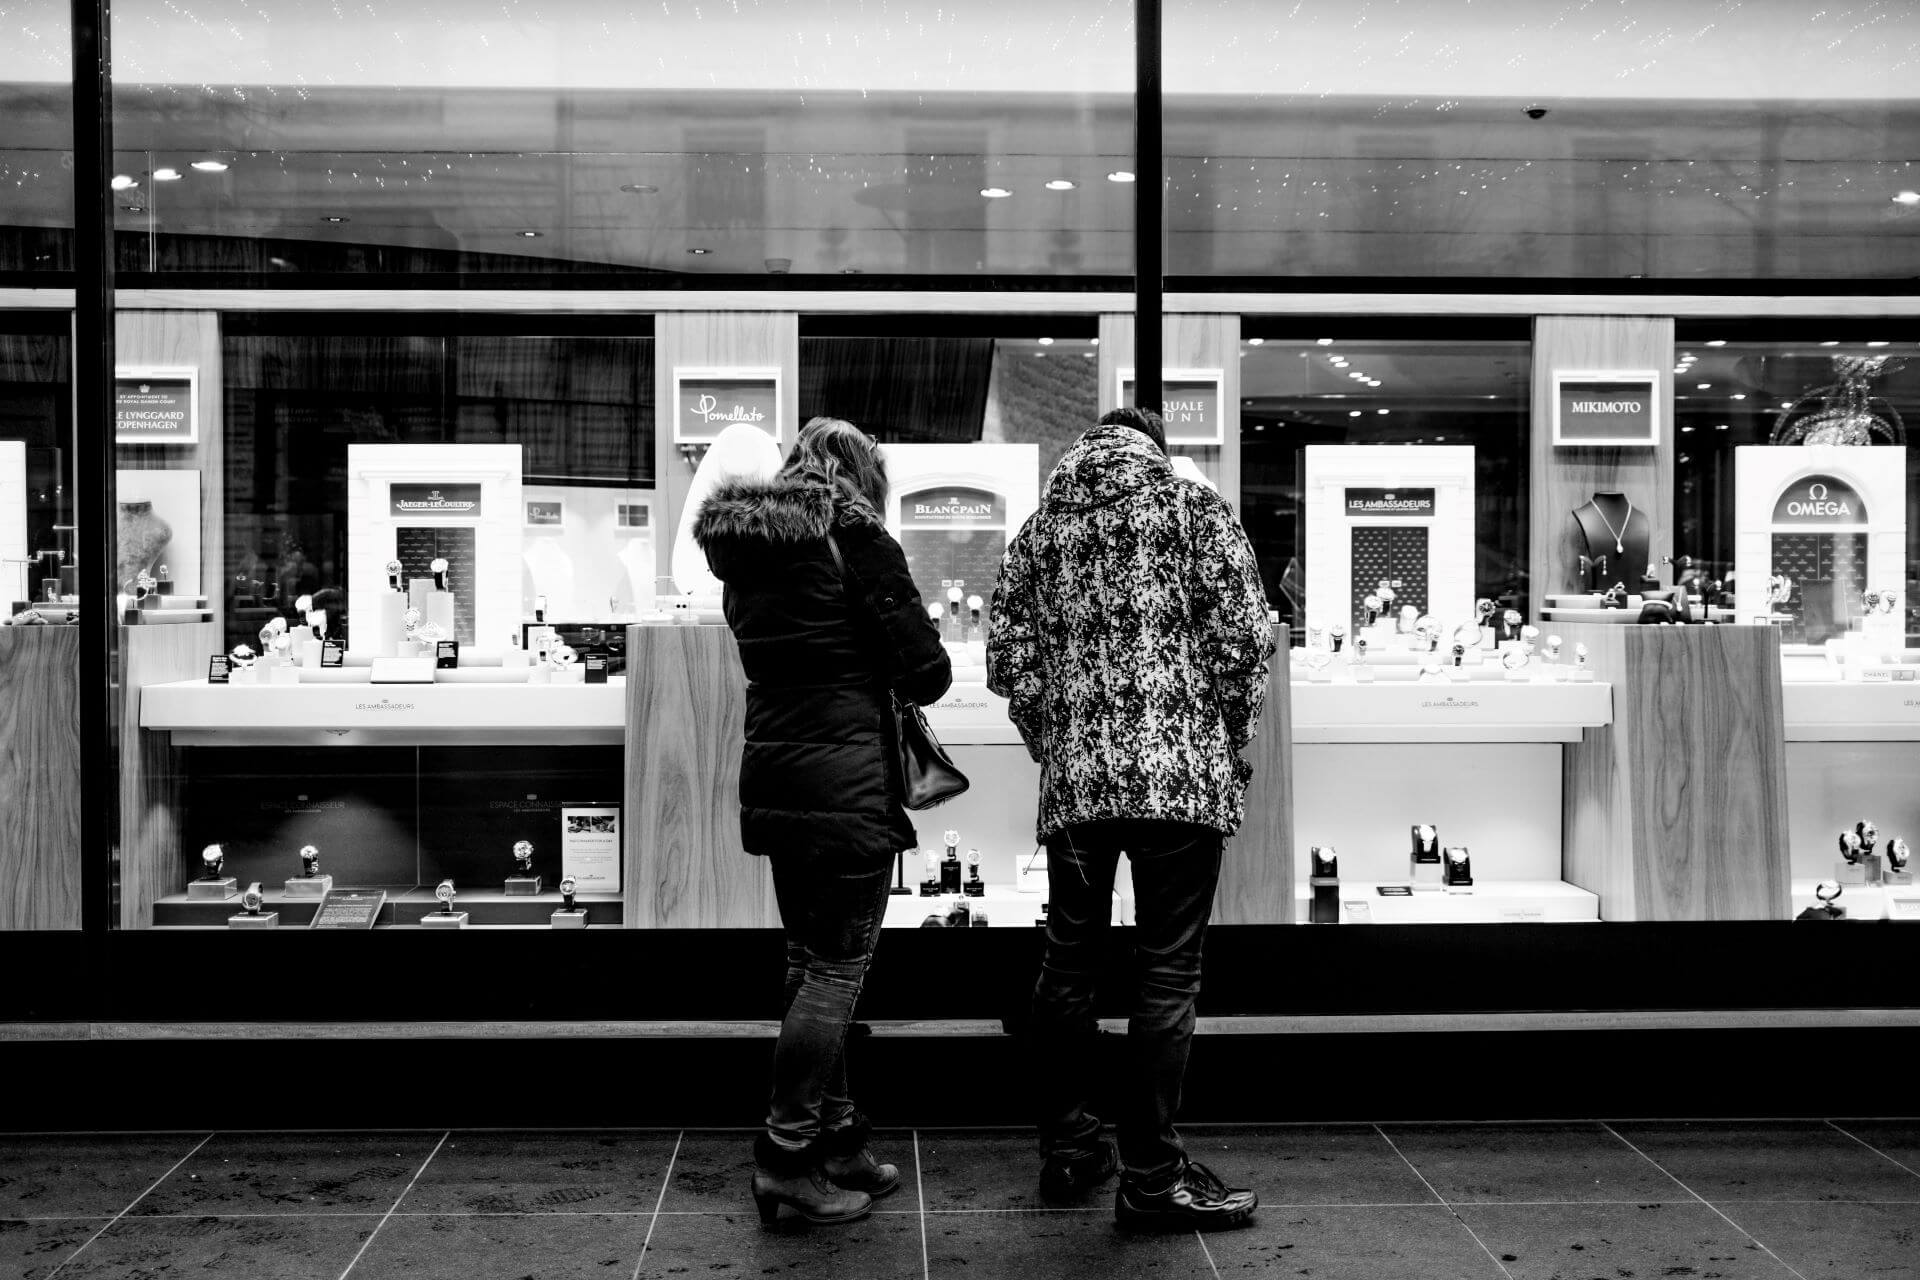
[988,406,1275,1232]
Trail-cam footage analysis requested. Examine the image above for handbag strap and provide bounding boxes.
[826,531,903,712]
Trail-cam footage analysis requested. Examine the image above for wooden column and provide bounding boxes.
[1099,313,1242,502]
[0,627,82,929]
[1213,646,1294,925]
[115,311,224,639]
[1528,316,1674,618]
[651,312,798,583]
[625,623,774,928]
[1561,622,1789,921]
[118,621,217,929]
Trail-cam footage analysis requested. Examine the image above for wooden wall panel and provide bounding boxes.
[1099,313,1242,502]
[651,312,798,584]
[625,623,775,928]
[1562,622,1788,920]
[0,627,81,929]
[119,622,217,929]
[1527,316,1674,618]
[115,312,223,640]
[1214,647,1294,925]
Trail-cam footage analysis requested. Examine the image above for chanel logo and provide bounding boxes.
[1809,482,1829,500]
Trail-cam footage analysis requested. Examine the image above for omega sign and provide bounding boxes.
[1772,474,1868,527]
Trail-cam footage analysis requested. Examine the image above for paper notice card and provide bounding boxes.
[561,805,621,893]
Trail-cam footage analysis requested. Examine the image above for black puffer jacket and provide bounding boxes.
[693,477,952,859]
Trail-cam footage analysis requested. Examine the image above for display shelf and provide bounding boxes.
[152,887,624,928]
[1789,879,1920,922]
[1293,880,1599,924]
[1782,681,1920,740]
[1540,606,1735,623]
[923,678,1023,745]
[1290,677,1611,742]
[140,677,627,745]
[881,890,1048,929]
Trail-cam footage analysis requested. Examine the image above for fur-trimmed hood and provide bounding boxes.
[691,476,876,583]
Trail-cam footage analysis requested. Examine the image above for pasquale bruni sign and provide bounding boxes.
[1116,369,1224,445]
[901,486,1005,528]
[390,484,482,517]
[1553,370,1660,446]
[1771,474,1869,527]
[1344,487,1435,518]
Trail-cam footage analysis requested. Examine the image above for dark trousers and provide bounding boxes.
[1032,818,1224,1182]
[764,848,896,1156]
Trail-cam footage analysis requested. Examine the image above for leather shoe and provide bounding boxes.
[1114,1159,1256,1232]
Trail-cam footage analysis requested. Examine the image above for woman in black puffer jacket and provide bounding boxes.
[692,417,951,1229]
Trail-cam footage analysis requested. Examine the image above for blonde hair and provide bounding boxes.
[779,416,890,515]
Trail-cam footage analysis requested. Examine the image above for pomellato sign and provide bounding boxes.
[673,367,783,444]
[1552,370,1660,447]
[1771,474,1868,527]
[902,486,1005,528]
[1344,488,1435,518]
[390,484,482,517]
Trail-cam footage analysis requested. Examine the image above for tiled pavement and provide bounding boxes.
[2,1120,1916,1278]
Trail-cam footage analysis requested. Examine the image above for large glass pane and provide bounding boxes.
[108,0,1131,277]
[0,0,73,272]
[1165,0,1920,280]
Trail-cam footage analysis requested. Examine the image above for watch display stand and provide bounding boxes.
[188,877,237,901]
[421,909,469,929]
[283,874,333,898]
[228,908,278,928]
[1308,849,1340,924]
[505,875,543,895]
[551,907,589,928]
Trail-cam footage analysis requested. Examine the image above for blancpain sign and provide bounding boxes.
[903,487,1005,528]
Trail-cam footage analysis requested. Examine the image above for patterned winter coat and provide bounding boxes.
[693,477,952,860]
[987,425,1275,841]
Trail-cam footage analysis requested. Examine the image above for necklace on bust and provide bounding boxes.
[1590,497,1633,555]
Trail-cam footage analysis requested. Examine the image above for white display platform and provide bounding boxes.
[924,679,1022,745]
[1291,678,1611,743]
[140,677,627,746]
[1787,879,1920,922]
[1783,682,1920,740]
[1540,607,1735,624]
[1293,880,1599,924]
[882,890,1049,930]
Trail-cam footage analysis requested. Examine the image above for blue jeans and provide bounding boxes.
[765,848,896,1156]
[1032,819,1224,1183]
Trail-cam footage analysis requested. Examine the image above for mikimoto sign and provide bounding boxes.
[1772,474,1868,527]
[1553,370,1660,446]
[902,487,1005,529]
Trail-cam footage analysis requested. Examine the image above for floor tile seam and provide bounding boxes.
[1597,1121,1813,1280]
[630,1128,682,1280]
[1826,1119,1920,1183]
[336,1129,449,1280]
[1372,1124,1518,1280]
[913,1130,930,1280]
[44,1131,214,1280]
[1195,1227,1223,1280]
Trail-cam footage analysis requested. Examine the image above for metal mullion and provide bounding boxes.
[1134,0,1163,408]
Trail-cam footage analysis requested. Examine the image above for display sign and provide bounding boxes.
[1551,371,1660,446]
[901,487,1006,529]
[1770,475,1868,527]
[524,500,564,529]
[616,503,650,529]
[308,887,387,929]
[673,367,783,444]
[1115,368,1224,445]
[561,804,621,893]
[207,654,231,684]
[114,366,198,445]
[391,484,483,518]
[1344,488,1435,518]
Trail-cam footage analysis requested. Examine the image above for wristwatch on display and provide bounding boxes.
[1329,621,1347,653]
[1361,594,1383,627]
[386,558,404,592]
[1856,820,1878,856]
[298,844,320,878]
[434,878,458,914]
[200,843,225,879]
[1838,831,1863,864]
[1887,839,1911,872]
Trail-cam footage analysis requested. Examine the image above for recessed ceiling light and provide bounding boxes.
[1247,338,1263,346]
[1716,424,1730,430]
[1081,352,1094,358]
[1731,393,1746,400]
[1090,338,1099,346]
[1045,179,1076,191]
[687,247,711,254]
[1705,339,1726,347]
[1681,425,1696,433]
[1367,380,1381,387]
[1348,410,1362,418]
[518,230,542,237]
[190,159,229,172]
[1377,409,1390,415]
[980,187,1012,199]
[1106,171,1135,183]
[1038,337,1053,345]
[1697,382,1711,389]
[152,167,181,181]
[1348,372,1367,379]
[841,267,862,274]
[1316,337,1333,346]
[1894,191,1920,205]
[109,174,136,190]
[321,215,349,223]
[619,183,659,194]
[1820,340,1840,347]
[1868,340,1889,347]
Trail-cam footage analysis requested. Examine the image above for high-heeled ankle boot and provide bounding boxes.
[820,1114,900,1197]
[751,1134,872,1228]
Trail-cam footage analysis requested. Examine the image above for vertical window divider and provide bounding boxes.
[1135,0,1163,408]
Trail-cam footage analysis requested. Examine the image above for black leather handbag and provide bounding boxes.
[826,534,969,810]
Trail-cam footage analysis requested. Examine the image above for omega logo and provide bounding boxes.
[1786,481,1854,518]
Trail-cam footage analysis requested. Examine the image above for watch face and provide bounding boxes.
[560,876,578,895]
[385,559,403,575]
[1501,646,1529,670]
[435,879,456,904]
[1815,880,1842,903]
